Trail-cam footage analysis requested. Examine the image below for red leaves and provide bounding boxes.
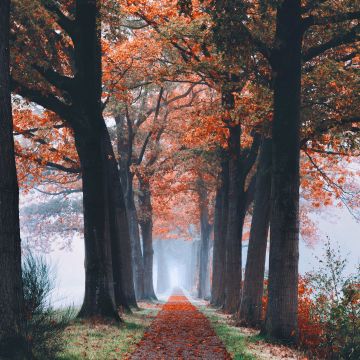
[128,291,231,359]
[262,278,347,357]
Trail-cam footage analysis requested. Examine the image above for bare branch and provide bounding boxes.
[34,187,81,196]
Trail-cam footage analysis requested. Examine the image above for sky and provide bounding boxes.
[32,205,359,308]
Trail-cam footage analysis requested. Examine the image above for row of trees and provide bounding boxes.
[0,0,359,355]
[122,0,358,342]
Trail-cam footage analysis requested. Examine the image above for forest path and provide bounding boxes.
[128,289,231,359]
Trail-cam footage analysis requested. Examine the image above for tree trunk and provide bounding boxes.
[211,159,229,307]
[139,179,157,300]
[197,178,211,299]
[211,158,229,307]
[0,1,26,356]
[128,199,145,300]
[264,0,302,342]
[75,130,119,318]
[239,138,271,327]
[224,123,244,313]
[116,114,142,304]
[75,0,135,317]
[105,138,137,310]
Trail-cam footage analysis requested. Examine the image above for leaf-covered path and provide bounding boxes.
[128,290,231,359]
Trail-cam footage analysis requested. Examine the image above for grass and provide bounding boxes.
[57,305,160,360]
[200,306,257,360]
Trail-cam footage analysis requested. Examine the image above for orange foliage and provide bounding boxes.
[262,278,360,357]
[13,107,79,192]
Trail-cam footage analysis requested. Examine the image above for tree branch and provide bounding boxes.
[303,25,360,62]
[41,0,76,39]
[33,64,75,94]
[11,78,74,124]
[137,131,153,165]
[244,173,257,211]
[301,116,360,146]
[15,151,80,174]
[302,11,360,31]
[125,105,134,168]
[17,129,78,166]
[34,187,81,196]
[14,124,66,135]
[242,131,262,176]
[240,23,272,61]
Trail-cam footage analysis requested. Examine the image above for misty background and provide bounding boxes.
[21,203,358,309]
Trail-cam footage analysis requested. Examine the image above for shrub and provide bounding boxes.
[261,240,359,359]
[301,240,360,359]
[22,252,74,359]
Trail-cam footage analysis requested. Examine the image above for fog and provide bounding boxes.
[25,205,359,308]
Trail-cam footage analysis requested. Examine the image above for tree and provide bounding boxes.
[214,0,360,340]
[116,111,146,301]
[0,0,25,356]
[239,137,271,327]
[211,156,228,307]
[262,0,359,341]
[11,0,136,318]
[196,175,212,299]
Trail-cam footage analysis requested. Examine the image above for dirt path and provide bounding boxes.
[128,290,231,359]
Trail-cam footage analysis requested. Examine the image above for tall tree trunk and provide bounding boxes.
[156,240,170,294]
[10,0,137,316]
[75,130,119,318]
[128,197,145,300]
[211,158,229,307]
[118,150,145,301]
[224,123,244,313]
[116,114,142,304]
[0,0,25,356]
[105,136,137,310]
[239,138,271,327]
[139,178,157,300]
[264,0,302,342]
[75,0,135,317]
[197,177,211,299]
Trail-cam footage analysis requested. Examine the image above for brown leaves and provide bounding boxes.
[129,291,231,359]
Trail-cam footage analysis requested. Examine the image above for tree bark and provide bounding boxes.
[104,135,137,310]
[116,114,142,304]
[75,130,119,318]
[211,159,229,307]
[0,0,26,356]
[239,138,271,327]
[74,0,134,317]
[224,123,244,313]
[11,0,137,317]
[197,177,211,299]
[138,178,157,300]
[128,199,145,300]
[264,0,302,342]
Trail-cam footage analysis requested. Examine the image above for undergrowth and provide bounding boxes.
[201,307,255,360]
[57,307,159,360]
